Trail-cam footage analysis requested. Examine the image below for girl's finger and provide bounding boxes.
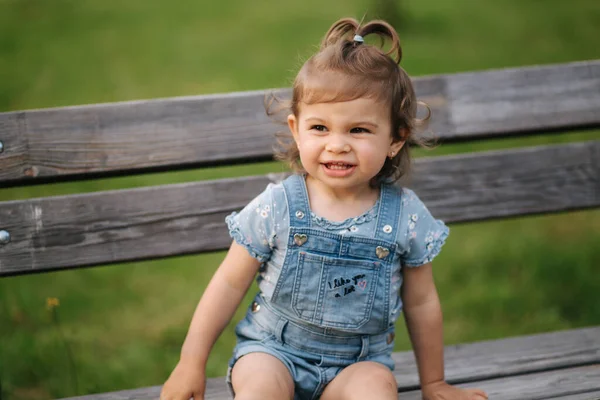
[467,388,488,400]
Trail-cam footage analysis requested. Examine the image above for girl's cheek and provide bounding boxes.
[358,143,381,157]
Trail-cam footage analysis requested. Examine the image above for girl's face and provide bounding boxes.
[288,97,405,195]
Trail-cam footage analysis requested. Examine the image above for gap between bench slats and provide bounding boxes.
[58,326,600,400]
[0,141,598,276]
[1,60,599,186]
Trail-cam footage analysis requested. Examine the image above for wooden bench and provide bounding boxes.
[1,60,599,400]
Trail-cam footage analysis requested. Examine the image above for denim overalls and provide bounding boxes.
[228,174,403,399]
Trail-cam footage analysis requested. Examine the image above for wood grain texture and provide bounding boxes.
[405,140,600,223]
[61,386,162,400]
[393,326,600,390]
[59,369,600,400]
[0,174,275,275]
[1,60,598,185]
[399,365,600,400]
[1,141,598,276]
[58,327,600,400]
[550,391,600,400]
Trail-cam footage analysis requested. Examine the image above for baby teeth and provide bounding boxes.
[327,163,350,170]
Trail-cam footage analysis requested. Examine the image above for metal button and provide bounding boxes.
[0,230,10,245]
[350,226,358,232]
[375,246,390,259]
[383,225,393,233]
[294,233,308,246]
[251,301,261,313]
[0,141,4,153]
[386,332,395,344]
[295,210,305,219]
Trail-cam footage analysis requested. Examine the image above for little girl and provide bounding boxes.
[161,18,488,400]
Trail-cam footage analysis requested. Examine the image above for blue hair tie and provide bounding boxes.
[353,34,364,43]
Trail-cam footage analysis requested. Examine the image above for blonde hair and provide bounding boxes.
[270,17,430,185]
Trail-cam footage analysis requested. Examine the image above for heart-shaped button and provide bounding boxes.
[375,246,389,259]
[294,233,308,246]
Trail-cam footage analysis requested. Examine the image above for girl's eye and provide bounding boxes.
[310,125,327,132]
[350,127,371,134]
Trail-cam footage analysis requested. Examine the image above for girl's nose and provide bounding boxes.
[325,135,351,153]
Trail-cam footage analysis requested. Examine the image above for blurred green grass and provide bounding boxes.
[1,0,599,399]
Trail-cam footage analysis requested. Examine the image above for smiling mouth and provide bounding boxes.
[323,162,354,170]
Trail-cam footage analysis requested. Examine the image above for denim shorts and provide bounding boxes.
[227,295,396,400]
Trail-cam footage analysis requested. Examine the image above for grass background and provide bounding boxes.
[1,0,599,399]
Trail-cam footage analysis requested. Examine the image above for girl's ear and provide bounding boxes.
[390,139,406,157]
[287,114,299,144]
[389,140,405,158]
[389,128,408,156]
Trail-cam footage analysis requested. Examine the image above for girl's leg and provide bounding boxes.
[320,361,397,400]
[230,352,295,400]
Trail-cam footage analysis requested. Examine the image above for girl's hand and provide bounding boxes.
[160,360,206,400]
[422,380,488,400]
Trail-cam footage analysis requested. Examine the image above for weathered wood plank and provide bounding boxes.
[61,385,161,400]
[59,378,217,400]
[0,90,283,186]
[1,60,598,185]
[393,326,600,390]
[58,327,600,400]
[59,368,600,400]
[1,141,598,275]
[445,61,600,138]
[398,365,600,400]
[0,174,272,275]
[550,391,600,400]
[407,140,600,223]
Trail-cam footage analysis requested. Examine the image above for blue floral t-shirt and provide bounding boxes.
[226,178,449,320]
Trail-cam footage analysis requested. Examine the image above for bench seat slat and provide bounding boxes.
[58,327,600,400]
[1,60,599,186]
[59,369,600,400]
[545,391,600,400]
[393,326,600,389]
[1,141,598,276]
[399,364,600,400]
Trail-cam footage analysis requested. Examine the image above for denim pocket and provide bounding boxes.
[292,252,381,329]
[235,315,274,343]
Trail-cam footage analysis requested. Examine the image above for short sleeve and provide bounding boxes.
[225,184,277,263]
[401,189,449,267]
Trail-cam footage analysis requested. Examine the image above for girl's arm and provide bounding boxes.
[161,240,261,400]
[401,263,444,386]
[401,263,487,400]
[180,240,261,364]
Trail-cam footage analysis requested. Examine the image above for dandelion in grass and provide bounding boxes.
[46,297,60,310]
[46,297,79,395]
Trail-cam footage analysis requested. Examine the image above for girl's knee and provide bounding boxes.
[234,392,286,400]
[231,352,294,400]
[323,362,397,400]
[357,362,397,389]
[233,376,294,400]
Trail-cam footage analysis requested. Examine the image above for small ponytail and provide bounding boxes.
[357,20,402,63]
[320,18,360,49]
[320,18,402,64]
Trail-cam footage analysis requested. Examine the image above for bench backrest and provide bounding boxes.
[1,60,599,276]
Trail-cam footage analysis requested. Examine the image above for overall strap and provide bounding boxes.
[373,183,403,241]
[282,174,312,228]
